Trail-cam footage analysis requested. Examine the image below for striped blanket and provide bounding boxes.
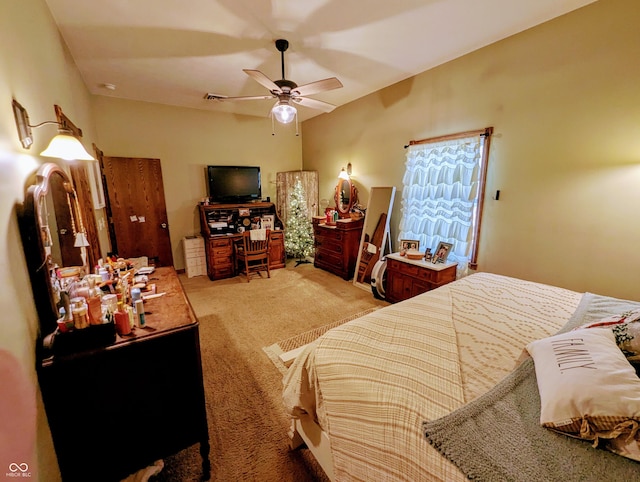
[283,272,582,481]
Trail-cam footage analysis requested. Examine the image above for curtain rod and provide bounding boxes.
[404,127,493,148]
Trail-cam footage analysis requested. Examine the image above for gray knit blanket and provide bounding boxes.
[423,293,640,481]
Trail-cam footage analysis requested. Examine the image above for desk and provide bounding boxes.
[39,267,210,482]
[203,231,285,280]
[199,202,285,280]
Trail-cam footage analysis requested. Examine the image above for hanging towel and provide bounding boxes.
[250,228,267,241]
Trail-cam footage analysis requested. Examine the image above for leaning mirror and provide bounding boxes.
[353,186,396,293]
[18,163,85,338]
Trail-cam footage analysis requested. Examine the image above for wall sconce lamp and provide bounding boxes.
[12,100,95,161]
[338,162,352,180]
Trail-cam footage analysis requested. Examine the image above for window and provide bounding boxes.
[398,127,492,277]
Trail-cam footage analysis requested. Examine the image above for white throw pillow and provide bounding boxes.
[526,328,640,446]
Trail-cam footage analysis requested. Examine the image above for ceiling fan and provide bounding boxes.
[204,39,343,125]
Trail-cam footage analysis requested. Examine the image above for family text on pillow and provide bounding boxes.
[526,328,640,460]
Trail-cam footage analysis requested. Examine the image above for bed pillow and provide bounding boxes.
[577,308,640,361]
[526,328,640,448]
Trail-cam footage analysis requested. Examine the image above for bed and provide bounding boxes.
[282,272,640,481]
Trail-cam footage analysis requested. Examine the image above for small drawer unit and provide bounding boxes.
[385,252,457,303]
[183,235,206,278]
[206,237,235,280]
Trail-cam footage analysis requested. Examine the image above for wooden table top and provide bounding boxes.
[118,266,197,342]
[42,266,197,364]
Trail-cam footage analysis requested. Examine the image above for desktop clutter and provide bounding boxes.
[45,255,161,355]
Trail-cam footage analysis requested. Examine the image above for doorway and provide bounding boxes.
[100,155,174,267]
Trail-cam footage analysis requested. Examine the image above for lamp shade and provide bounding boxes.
[271,100,296,124]
[41,131,95,161]
[73,232,90,248]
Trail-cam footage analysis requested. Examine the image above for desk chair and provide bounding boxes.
[235,229,271,282]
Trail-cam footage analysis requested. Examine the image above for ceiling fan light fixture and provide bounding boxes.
[271,99,297,124]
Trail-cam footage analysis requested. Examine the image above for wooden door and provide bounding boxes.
[101,157,173,267]
[50,176,82,268]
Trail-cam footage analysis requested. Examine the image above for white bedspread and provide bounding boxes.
[283,272,582,481]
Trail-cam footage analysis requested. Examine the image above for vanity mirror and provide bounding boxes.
[18,163,87,338]
[334,177,358,218]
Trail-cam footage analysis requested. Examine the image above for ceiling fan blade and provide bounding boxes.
[293,77,343,97]
[243,69,281,93]
[205,93,274,102]
[292,96,337,113]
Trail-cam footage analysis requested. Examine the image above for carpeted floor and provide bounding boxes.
[153,260,388,482]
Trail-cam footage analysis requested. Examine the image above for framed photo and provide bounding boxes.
[261,214,275,230]
[400,239,420,251]
[238,208,250,217]
[88,160,106,209]
[433,242,453,263]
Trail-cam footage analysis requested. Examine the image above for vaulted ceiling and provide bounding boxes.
[45,0,596,121]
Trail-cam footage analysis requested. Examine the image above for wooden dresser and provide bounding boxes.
[38,268,210,482]
[385,252,457,303]
[312,216,364,280]
[199,202,285,280]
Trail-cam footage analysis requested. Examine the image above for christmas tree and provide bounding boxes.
[284,179,314,265]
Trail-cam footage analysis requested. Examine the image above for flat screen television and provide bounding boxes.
[207,165,261,203]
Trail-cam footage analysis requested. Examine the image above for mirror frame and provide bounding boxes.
[334,178,358,217]
[18,163,77,338]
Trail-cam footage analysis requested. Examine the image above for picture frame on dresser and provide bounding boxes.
[433,241,453,263]
[400,239,420,251]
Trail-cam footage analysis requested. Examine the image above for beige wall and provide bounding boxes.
[302,0,640,301]
[92,97,302,269]
[1,1,301,477]
[2,0,639,478]
[0,0,96,479]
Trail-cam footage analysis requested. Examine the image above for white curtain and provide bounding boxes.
[399,135,483,278]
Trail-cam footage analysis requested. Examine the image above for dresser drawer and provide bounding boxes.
[314,228,344,242]
[209,238,232,248]
[315,250,344,270]
[211,256,232,266]
[315,237,344,254]
[387,258,421,277]
[417,266,437,282]
[211,246,232,257]
[211,265,234,278]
